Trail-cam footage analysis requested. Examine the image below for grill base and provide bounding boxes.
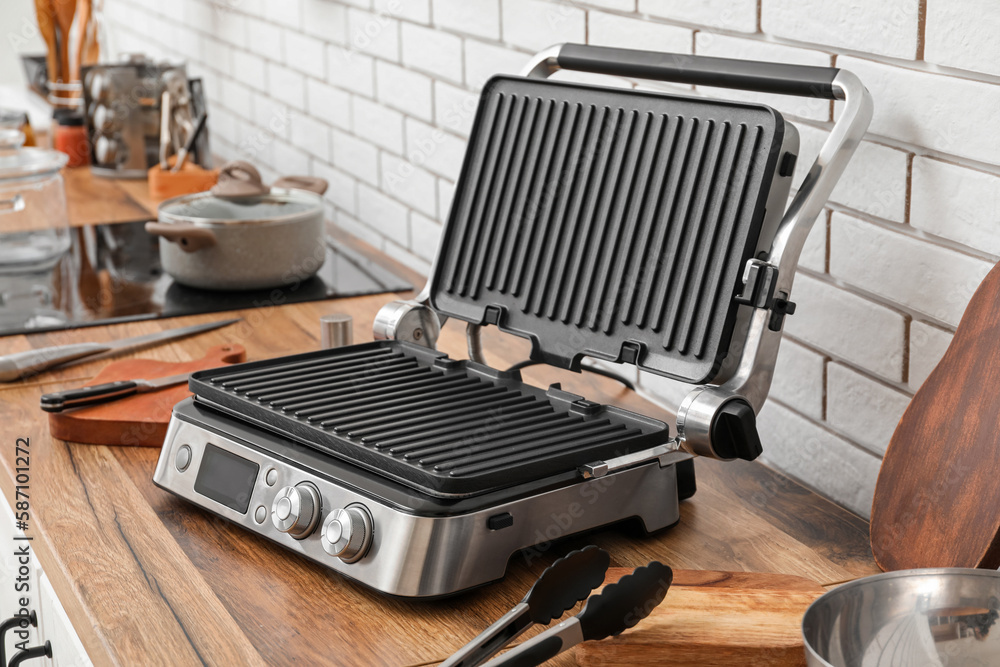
[188,341,670,498]
[153,400,682,598]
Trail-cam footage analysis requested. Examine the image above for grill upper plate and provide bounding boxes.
[188,341,669,497]
[429,76,786,383]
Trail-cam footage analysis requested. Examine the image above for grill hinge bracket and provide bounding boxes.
[735,258,779,309]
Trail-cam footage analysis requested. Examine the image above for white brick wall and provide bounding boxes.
[761,0,919,59]
[105,0,1000,518]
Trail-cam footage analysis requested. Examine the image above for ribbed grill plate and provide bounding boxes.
[189,341,669,497]
[430,77,785,383]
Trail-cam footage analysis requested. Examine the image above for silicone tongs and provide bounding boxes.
[441,546,611,667]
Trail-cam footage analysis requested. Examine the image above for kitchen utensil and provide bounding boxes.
[0,318,240,382]
[147,161,329,290]
[163,70,193,155]
[320,313,353,349]
[47,344,246,446]
[72,0,100,83]
[171,112,207,172]
[153,43,870,597]
[159,90,171,170]
[575,569,825,666]
[871,260,1000,571]
[34,0,59,85]
[52,0,76,86]
[480,561,671,667]
[42,371,193,412]
[443,546,611,667]
[802,568,1000,667]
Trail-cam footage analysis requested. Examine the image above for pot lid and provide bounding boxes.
[0,129,67,180]
[158,189,322,225]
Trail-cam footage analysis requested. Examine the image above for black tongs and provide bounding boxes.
[441,546,610,667]
[442,546,672,667]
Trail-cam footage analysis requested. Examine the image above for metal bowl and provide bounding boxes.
[803,569,1000,666]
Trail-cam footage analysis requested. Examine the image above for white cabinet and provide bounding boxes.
[1,498,91,666]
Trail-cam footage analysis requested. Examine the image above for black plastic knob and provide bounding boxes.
[710,399,763,461]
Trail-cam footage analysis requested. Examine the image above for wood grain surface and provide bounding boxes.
[0,176,878,666]
[48,343,246,447]
[574,568,824,666]
[64,168,153,227]
[871,260,1000,571]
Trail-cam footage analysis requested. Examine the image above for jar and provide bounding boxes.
[53,111,90,167]
[0,129,70,273]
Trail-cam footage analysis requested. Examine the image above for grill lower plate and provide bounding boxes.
[188,341,669,497]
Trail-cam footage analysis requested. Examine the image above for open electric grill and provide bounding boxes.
[153,44,872,598]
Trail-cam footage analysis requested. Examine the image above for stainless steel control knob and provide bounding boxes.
[321,504,373,563]
[270,483,321,539]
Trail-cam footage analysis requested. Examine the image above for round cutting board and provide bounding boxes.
[870,261,1000,570]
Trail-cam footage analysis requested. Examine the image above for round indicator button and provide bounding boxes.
[254,506,267,524]
[275,496,292,521]
[265,468,278,486]
[175,445,192,472]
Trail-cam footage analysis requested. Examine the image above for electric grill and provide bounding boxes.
[153,44,872,598]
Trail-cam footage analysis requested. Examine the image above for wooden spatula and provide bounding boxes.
[71,0,97,83]
[871,260,1000,570]
[52,0,77,84]
[34,0,59,85]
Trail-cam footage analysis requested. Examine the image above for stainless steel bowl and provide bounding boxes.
[803,569,1000,667]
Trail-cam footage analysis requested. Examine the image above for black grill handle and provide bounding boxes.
[556,43,840,99]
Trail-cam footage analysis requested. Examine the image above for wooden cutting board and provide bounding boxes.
[871,260,1000,571]
[574,569,824,666]
[48,344,246,447]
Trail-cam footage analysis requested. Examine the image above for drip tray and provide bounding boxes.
[189,341,670,497]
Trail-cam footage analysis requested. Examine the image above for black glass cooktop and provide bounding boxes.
[0,220,412,337]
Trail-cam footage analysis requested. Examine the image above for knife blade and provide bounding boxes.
[0,318,240,382]
[40,371,193,413]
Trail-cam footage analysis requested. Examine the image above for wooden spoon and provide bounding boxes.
[33,0,59,85]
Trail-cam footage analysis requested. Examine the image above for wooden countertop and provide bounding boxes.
[0,171,880,666]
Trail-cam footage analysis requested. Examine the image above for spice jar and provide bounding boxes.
[53,111,90,167]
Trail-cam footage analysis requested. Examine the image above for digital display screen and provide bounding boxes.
[194,444,259,514]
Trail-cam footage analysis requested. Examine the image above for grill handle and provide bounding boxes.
[553,43,839,99]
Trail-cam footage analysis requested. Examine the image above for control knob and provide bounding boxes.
[322,504,373,563]
[270,483,321,539]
